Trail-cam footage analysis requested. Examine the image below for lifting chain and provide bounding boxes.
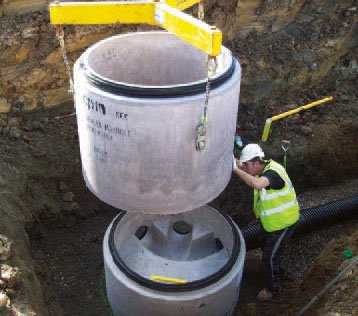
[196,56,218,151]
[55,25,75,96]
[198,1,205,20]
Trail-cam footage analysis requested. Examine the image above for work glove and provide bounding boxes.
[232,154,237,171]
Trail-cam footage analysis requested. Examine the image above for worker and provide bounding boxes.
[232,143,300,302]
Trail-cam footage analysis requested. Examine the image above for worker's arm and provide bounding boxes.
[233,159,270,190]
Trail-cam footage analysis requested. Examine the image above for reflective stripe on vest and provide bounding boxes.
[260,186,295,201]
[254,160,299,232]
[260,163,294,201]
[261,199,299,216]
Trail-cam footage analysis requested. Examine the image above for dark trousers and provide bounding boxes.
[261,224,296,292]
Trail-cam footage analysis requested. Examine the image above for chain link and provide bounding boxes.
[196,56,218,150]
[55,25,75,96]
[198,2,204,20]
[202,56,218,124]
[202,72,211,124]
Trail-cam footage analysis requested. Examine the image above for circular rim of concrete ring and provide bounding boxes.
[81,31,236,98]
[108,204,241,292]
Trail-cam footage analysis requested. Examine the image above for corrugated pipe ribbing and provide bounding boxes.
[242,195,358,250]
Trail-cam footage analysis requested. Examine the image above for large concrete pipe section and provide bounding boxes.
[74,31,241,213]
[103,204,246,316]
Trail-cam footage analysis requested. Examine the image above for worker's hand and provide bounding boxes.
[232,155,237,171]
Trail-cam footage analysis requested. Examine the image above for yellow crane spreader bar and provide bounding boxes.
[155,3,221,56]
[49,2,156,25]
[261,96,334,142]
[49,1,222,56]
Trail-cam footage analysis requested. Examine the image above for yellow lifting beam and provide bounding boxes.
[261,96,334,142]
[155,3,222,56]
[49,2,156,25]
[49,1,222,56]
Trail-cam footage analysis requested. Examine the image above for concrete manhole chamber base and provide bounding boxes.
[103,205,246,316]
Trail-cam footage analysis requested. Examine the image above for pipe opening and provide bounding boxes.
[135,226,148,240]
[215,238,224,251]
[173,220,192,235]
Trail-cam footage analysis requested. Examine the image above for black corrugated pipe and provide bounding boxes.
[241,195,358,251]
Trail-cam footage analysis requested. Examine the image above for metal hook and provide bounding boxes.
[281,140,291,169]
[281,140,291,153]
[206,56,218,76]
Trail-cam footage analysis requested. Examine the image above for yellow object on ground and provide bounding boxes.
[49,1,222,56]
[150,275,188,284]
[261,96,334,142]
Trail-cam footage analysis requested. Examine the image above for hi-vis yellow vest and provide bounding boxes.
[254,160,299,232]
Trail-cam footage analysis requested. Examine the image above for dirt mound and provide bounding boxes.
[301,231,358,315]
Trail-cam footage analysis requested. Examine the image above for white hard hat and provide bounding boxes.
[240,144,265,162]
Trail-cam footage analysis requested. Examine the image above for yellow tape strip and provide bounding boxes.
[150,275,188,284]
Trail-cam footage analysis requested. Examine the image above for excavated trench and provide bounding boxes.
[0,105,357,316]
[0,1,357,315]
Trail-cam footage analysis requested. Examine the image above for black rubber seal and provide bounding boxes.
[108,204,241,292]
[85,59,236,98]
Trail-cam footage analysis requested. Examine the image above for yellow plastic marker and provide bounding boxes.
[150,275,188,284]
[49,1,222,56]
[261,96,334,142]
